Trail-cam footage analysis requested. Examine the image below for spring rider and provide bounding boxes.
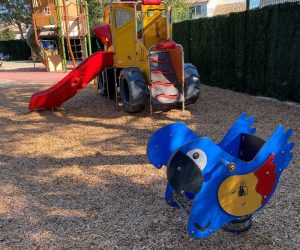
[147,113,294,238]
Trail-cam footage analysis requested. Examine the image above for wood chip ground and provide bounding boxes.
[0,80,299,249]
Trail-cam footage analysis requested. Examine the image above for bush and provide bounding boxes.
[173,3,300,103]
[0,40,31,60]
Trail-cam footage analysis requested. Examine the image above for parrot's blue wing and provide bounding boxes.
[147,122,200,168]
[254,125,294,170]
[218,113,256,149]
[257,126,294,208]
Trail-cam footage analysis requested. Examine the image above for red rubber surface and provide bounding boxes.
[28,51,114,111]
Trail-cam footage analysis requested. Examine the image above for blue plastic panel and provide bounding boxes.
[147,122,200,168]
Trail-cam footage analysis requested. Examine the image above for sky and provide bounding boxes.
[250,0,261,8]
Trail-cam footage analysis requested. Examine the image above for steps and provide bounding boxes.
[149,51,183,104]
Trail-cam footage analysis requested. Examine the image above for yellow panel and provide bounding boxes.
[47,55,63,72]
[143,5,168,49]
[111,5,136,67]
[135,41,150,82]
[218,173,262,217]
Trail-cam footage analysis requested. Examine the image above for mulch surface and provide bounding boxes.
[0,80,299,249]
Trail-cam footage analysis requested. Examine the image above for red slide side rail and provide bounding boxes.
[28,51,114,111]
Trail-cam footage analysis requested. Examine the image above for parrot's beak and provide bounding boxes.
[167,150,203,196]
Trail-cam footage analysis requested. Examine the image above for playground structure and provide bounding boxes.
[27,0,92,72]
[28,0,201,114]
[147,113,294,238]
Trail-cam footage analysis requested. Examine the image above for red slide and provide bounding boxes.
[28,51,114,111]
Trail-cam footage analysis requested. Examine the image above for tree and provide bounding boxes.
[0,28,16,41]
[172,0,191,23]
[0,0,31,40]
[87,0,104,31]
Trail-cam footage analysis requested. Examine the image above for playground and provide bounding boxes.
[0,0,299,248]
[0,63,299,248]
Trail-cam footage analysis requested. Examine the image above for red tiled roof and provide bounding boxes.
[213,2,246,16]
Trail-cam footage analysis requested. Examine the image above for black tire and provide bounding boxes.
[184,64,201,105]
[96,68,116,99]
[96,71,107,96]
[120,68,147,113]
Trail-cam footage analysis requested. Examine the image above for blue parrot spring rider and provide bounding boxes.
[147,113,294,238]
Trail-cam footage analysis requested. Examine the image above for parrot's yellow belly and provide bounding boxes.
[218,173,262,217]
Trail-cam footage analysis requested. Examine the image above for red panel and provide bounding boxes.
[156,41,177,50]
[28,51,114,111]
[142,0,161,5]
[93,25,112,47]
[149,58,168,63]
[254,154,277,204]
[152,82,175,87]
[151,70,173,75]
[156,94,180,99]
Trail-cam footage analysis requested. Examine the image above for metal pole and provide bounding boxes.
[246,0,250,10]
[55,0,67,71]
[85,1,92,55]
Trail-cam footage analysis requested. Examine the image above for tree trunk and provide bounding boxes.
[16,22,24,39]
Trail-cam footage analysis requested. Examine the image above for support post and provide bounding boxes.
[246,0,250,10]
[55,0,67,71]
[85,1,92,55]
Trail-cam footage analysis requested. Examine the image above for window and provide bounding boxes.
[44,7,51,15]
[190,4,207,18]
[115,10,132,29]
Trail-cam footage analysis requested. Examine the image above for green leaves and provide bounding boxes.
[172,0,190,23]
[0,0,31,39]
[0,28,16,41]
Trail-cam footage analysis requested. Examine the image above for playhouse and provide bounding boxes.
[27,0,92,72]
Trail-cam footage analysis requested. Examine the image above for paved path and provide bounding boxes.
[0,61,68,83]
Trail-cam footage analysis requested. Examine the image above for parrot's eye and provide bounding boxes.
[187,149,207,171]
[193,152,200,159]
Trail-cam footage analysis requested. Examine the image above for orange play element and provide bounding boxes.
[218,173,262,217]
[254,154,277,204]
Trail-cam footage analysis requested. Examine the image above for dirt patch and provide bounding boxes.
[0,82,299,249]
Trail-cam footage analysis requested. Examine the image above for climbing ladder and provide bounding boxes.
[149,51,184,105]
[62,0,90,68]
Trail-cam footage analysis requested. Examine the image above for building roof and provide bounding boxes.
[213,2,246,16]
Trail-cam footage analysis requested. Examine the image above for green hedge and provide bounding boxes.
[173,3,300,103]
[0,40,31,60]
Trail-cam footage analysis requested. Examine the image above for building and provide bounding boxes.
[189,0,247,19]
[259,0,300,8]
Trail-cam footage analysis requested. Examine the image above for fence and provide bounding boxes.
[174,3,300,103]
[0,40,31,61]
[188,0,300,21]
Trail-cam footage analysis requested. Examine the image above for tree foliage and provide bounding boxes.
[172,0,190,23]
[87,0,104,31]
[0,28,16,41]
[0,0,31,39]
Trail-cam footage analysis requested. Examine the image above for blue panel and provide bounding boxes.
[218,113,256,149]
[147,122,200,168]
